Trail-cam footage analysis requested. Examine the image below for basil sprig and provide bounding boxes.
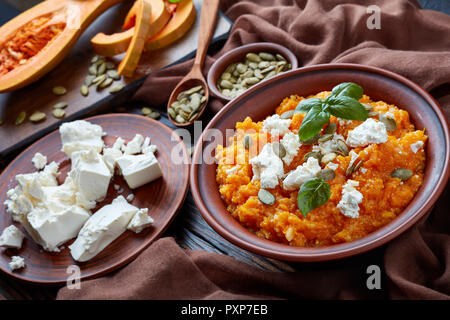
[296,83,368,141]
[297,178,330,217]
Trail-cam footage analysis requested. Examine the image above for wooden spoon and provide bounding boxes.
[167,0,220,127]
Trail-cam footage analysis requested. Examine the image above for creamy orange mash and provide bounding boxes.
[216,91,427,247]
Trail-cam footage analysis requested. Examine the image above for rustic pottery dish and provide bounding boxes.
[207,42,299,102]
[191,63,450,262]
[0,114,190,284]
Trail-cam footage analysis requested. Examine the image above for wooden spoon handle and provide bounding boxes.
[193,0,220,68]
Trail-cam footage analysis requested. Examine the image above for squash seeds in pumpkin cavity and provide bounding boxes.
[258,189,275,205]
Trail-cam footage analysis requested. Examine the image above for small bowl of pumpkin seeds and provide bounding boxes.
[207,43,298,102]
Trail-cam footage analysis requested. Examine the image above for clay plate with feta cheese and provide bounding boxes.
[191,63,450,262]
[0,114,190,284]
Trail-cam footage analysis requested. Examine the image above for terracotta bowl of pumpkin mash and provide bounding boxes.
[190,63,450,262]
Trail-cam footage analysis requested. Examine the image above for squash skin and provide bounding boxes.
[0,0,124,92]
[91,0,170,57]
[117,0,153,77]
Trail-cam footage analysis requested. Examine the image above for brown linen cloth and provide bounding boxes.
[58,0,450,300]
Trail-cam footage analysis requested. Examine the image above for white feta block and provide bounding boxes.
[122,134,144,155]
[60,120,105,157]
[127,208,153,234]
[346,118,388,148]
[337,180,363,218]
[116,153,162,189]
[69,149,112,202]
[283,157,321,191]
[0,225,25,249]
[102,147,123,173]
[262,114,291,137]
[69,196,140,262]
[280,132,301,165]
[31,153,47,170]
[9,256,25,271]
[410,141,424,154]
[249,143,284,189]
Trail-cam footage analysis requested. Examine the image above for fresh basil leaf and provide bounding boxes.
[167,0,181,2]
[295,98,323,113]
[330,82,363,100]
[297,178,331,217]
[297,105,330,141]
[326,96,368,121]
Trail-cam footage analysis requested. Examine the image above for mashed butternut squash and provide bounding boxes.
[216,92,427,247]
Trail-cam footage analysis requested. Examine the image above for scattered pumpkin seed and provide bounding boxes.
[335,139,349,156]
[346,158,363,177]
[15,111,26,125]
[280,110,295,119]
[93,74,106,84]
[323,122,337,135]
[391,168,413,181]
[353,160,364,173]
[88,64,97,75]
[318,133,334,143]
[243,135,251,149]
[258,189,275,205]
[80,85,89,96]
[379,113,397,131]
[303,151,322,162]
[175,115,186,123]
[52,108,65,119]
[317,169,336,181]
[301,134,320,145]
[168,108,177,119]
[368,111,379,117]
[105,62,115,70]
[148,111,160,119]
[91,55,100,64]
[52,86,67,96]
[97,62,106,76]
[321,152,337,165]
[272,142,286,158]
[259,52,275,61]
[85,75,96,86]
[29,111,46,123]
[107,70,120,80]
[109,83,124,93]
[53,102,68,109]
[141,107,152,116]
[98,77,113,89]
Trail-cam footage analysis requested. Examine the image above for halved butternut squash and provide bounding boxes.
[117,0,153,77]
[123,0,177,30]
[91,0,170,57]
[0,0,123,92]
[145,0,195,51]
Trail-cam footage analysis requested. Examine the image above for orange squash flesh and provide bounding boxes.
[0,0,123,92]
[91,0,169,57]
[145,0,195,51]
[117,0,153,77]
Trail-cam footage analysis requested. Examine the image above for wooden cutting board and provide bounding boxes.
[0,0,232,158]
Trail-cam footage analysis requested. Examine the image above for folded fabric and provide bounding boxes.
[58,0,450,300]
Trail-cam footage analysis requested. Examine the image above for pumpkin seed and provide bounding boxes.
[301,134,320,145]
[243,135,251,149]
[141,107,152,115]
[259,52,275,61]
[29,111,46,123]
[221,72,231,80]
[321,152,337,165]
[246,53,261,62]
[52,108,65,119]
[80,85,89,96]
[89,64,97,75]
[148,111,160,119]
[109,83,124,93]
[94,58,105,66]
[265,70,277,79]
[85,75,96,86]
[175,115,186,123]
[346,158,362,177]
[188,112,199,122]
[185,85,203,95]
[15,111,26,125]
[318,133,334,143]
[244,77,259,86]
[258,189,275,205]
[258,61,270,69]
[379,113,397,131]
[254,69,264,79]
[391,168,413,181]
[280,110,295,119]
[107,70,120,80]
[317,169,335,181]
[323,122,337,135]
[91,55,100,64]
[93,74,106,84]
[368,111,379,117]
[52,86,66,96]
[236,63,247,73]
[53,102,68,109]
[105,62,115,70]
[98,77,113,89]
[260,65,276,74]
[303,151,322,162]
[335,139,349,156]
[220,79,233,89]
[168,108,177,119]
[276,53,287,61]
[97,62,106,75]
[272,142,286,158]
[353,160,364,173]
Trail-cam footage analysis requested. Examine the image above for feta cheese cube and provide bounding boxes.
[60,120,105,157]
[280,132,301,165]
[0,225,25,249]
[262,114,292,137]
[31,153,47,170]
[69,196,140,262]
[9,256,25,271]
[346,118,388,148]
[127,208,153,233]
[102,147,123,173]
[249,143,284,189]
[337,180,363,218]
[410,141,424,154]
[283,157,321,191]
[116,153,162,189]
[122,134,144,155]
[69,149,112,202]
